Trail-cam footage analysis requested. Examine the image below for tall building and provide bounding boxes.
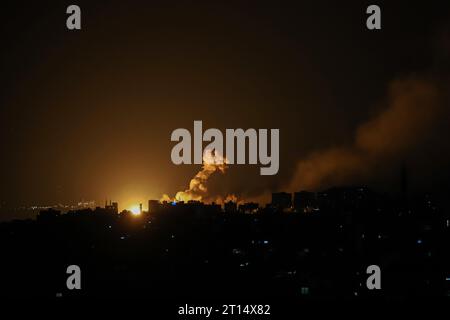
[148,200,160,213]
[271,192,292,210]
[400,162,409,207]
[105,200,119,214]
[293,191,316,212]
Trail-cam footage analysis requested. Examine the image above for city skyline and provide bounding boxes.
[1,1,449,304]
[1,1,450,216]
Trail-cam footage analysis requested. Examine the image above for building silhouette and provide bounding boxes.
[293,191,316,212]
[271,192,292,210]
[148,200,160,213]
[224,200,237,213]
[105,200,118,214]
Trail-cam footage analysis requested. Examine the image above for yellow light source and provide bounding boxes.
[129,205,141,216]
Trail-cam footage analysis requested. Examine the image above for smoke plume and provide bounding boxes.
[288,76,446,191]
[161,150,236,203]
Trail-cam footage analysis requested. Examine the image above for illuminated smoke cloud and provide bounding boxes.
[161,149,236,203]
[288,76,445,191]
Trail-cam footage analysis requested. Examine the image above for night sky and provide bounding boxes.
[1,0,450,213]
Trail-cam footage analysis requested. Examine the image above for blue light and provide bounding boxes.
[417,239,422,244]
[171,201,177,206]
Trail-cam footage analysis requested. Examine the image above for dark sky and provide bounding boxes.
[1,0,449,211]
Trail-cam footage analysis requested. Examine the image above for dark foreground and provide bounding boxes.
[0,188,449,301]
